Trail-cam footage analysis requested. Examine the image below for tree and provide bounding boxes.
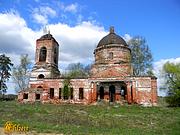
[63,62,91,78]
[12,54,31,93]
[62,77,71,100]
[0,54,13,94]
[84,64,92,75]
[127,36,153,76]
[61,63,91,100]
[163,62,180,107]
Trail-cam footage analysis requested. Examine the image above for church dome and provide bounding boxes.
[39,33,54,40]
[37,33,58,44]
[97,27,127,47]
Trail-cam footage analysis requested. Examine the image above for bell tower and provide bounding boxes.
[30,32,60,80]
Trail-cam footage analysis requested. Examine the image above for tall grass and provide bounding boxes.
[0,100,180,134]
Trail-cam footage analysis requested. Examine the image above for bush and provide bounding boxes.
[163,62,180,107]
[166,89,180,107]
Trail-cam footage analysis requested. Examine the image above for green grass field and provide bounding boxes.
[0,100,180,135]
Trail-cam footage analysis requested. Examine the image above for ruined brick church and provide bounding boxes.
[18,27,157,106]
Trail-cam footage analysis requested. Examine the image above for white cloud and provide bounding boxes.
[0,11,108,94]
[30,2,87,25]
[123,34,132,42]
[0,11,25,30]
[0,12,41,63]
[64,3,78,13]
[54,1,80,14]
[39,6,56,17]
[32,13,48,25]
[32,6,57,25]
[0,12,107,67]
[48,21,107,67]
[153,57,180,96]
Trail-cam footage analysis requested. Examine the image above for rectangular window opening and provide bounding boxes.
[23,93,28,99]
[70,88,73,99]
[50,88,54,99]
[36,94,40,100]
[79,88,84,100]
[59,88,61,99]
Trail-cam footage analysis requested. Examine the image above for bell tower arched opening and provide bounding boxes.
[54,47,58,65]
[39,47,47,62]
[38,74,45,79]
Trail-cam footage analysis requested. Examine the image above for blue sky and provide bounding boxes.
[0,0,180,95]
[0,0,180,61]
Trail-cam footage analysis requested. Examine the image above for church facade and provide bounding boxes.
[18,27,158,106]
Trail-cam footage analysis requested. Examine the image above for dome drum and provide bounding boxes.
[94,27,131,65]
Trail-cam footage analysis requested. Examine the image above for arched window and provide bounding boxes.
[109,52,113,59]
[38,74,45,79]
[39,47,47,62]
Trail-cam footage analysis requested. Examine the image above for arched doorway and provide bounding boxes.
[120,85,127,100]
[109,85,115,102]
[99,86,104,99]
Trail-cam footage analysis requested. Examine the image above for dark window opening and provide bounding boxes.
[59,88,61,99]
[70,88,73,99]
[36,94,40,100]
[38,74,45,79]
[131,85,133,101]
[39,47,47,62]
[109,52,113,59]
[23,93,28,99]
[109,85,115,102]
[79,88,84,100]
[54,47,58,64]
[100,86,104,99]
[50,88,54,99]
